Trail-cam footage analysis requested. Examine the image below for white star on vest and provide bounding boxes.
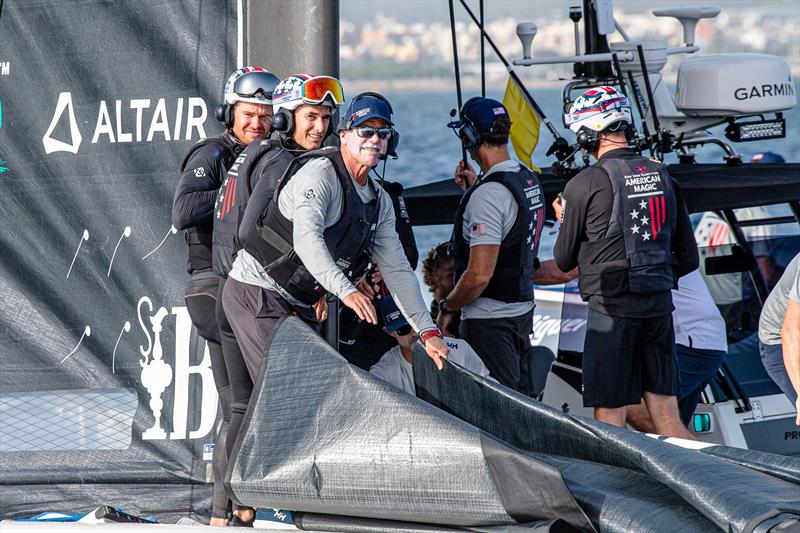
[630,209,639,219]
[639,199,648,210]
[631,224,640,234]
[642,231,651,241]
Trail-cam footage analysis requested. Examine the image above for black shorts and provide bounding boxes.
[582,309,678,408]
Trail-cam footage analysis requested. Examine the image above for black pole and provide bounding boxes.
[456,0,565,143]
[636,44,661,134]
[479,0,486,97]
[448,0,468,163]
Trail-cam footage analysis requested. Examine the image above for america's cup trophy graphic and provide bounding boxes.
[139,297,173,439]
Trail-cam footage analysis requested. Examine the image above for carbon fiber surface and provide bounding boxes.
[227,317,593,531]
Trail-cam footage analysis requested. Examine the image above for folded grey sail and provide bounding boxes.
[413,348,800,533]
[226,317,594,532]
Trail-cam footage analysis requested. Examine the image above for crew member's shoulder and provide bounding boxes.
[296,154,337,177]
[565,163,610,192]
[186,135,234,160]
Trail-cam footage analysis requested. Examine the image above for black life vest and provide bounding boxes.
[211,138,285,277]
[178,134,241,273]
[253,147,381,306]
[576,156,677,299]
[450,165,545,303]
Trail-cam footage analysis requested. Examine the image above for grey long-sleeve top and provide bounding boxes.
[276,157,435,333]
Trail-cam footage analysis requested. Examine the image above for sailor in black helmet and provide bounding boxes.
[553,86,698,437]
[171,65,279,527]
[439,97,547,394]
[224,92,449,376]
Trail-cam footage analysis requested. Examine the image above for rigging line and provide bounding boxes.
[448,0,468,164]
[479,0,485,97]
[456,0,565,143]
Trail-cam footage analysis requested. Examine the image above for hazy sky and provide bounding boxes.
[341,0,800,23]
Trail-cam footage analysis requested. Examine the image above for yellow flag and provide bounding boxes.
[503,76,540,171]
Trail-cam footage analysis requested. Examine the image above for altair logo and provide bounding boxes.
[43,92,210,155]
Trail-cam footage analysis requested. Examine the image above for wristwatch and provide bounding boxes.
[437,298,449,314]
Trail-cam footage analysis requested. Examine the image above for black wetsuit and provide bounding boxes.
[172,131,242,519]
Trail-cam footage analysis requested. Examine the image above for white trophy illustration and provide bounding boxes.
[139,298,172,440]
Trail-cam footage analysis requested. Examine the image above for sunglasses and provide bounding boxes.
[355,127,392,140]
[301,76,345,106]
[394,324,413,336]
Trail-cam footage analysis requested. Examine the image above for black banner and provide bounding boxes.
[0,0,238,521]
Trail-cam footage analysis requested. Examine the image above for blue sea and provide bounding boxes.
[359,86,800,287]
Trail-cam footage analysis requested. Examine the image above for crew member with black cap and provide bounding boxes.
[171,66,279,527]
[553,86,698,438]
[439,97,546,394]
[370,295,490,395]
[226,92,449,379]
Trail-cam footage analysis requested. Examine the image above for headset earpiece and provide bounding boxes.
[576,128,599,152]
[214,104,235,129]
[457,96,484,149]
[215,104,234,129]
[387,128,399,159]
[270,108,293,134]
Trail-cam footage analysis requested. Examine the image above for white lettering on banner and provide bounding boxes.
[115,100,133,143]
[137,296,218,441]
[1,62,9,76]
[186,97,207,140]
[92,101,115,143]
[147,98,171,141]
[169,306,217,440]
[44,93,210,154]
[130,99,151,141]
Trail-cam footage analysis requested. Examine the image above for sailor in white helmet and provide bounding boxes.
[553,86,699,438]
[171,66,280,526]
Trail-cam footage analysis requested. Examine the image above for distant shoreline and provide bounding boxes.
[342,76,561,93]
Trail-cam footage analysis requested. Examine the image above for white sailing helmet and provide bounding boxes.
[564,86,632,134]
[223,66,280,106]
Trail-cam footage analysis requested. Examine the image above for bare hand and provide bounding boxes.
[313,295,328,322]
[424,336,449,370]
[552,196,564,223]
[357,278,375,299]
[454,160,477,192]
[342,291,378,325]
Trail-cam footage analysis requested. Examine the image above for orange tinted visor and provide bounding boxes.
[302,76,345,105]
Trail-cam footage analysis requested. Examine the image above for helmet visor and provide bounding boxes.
[302,76,345,106]
[233,71,278,101]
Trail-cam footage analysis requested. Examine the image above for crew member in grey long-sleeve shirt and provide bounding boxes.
[224,92,449,378]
